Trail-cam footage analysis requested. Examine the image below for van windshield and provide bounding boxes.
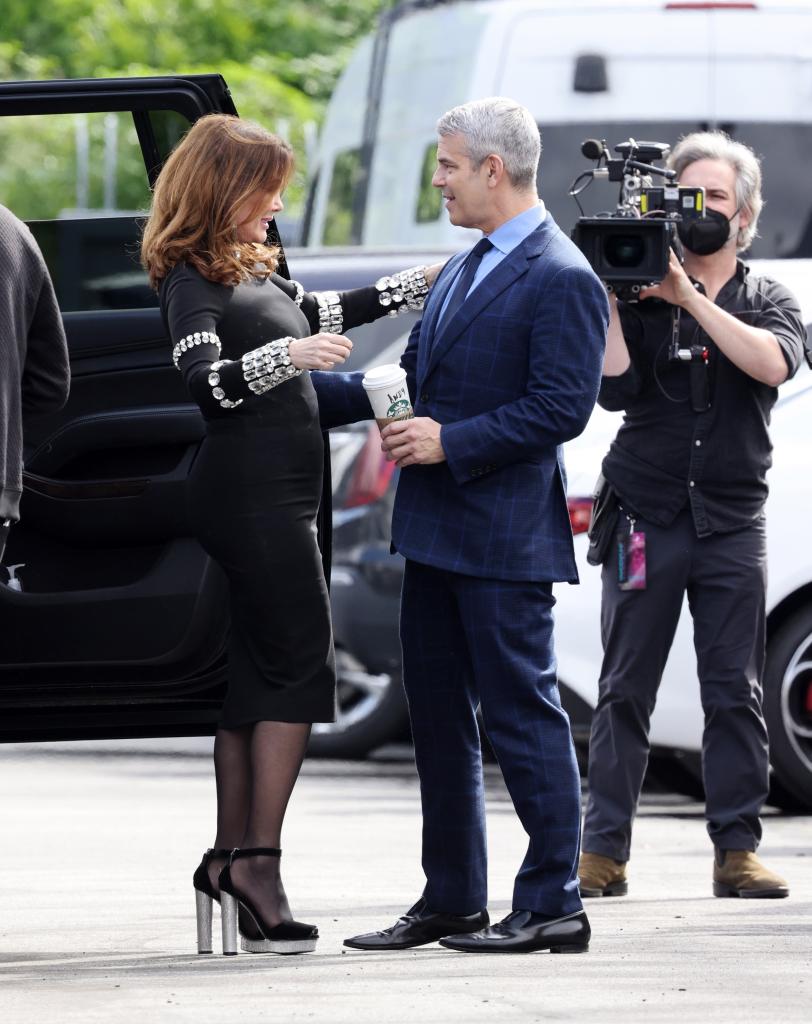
[538,122,812,259]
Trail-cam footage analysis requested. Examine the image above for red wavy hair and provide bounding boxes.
[141,114,294,288]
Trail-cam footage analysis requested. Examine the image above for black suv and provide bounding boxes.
[0,74,434,753]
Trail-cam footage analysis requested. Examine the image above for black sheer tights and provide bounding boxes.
[210,721,311,929]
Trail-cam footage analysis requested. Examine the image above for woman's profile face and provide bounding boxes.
[234,188,284,244]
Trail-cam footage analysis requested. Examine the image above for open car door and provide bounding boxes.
[0,75,300,741]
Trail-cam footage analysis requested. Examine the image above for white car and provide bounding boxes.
[554,260,812,810]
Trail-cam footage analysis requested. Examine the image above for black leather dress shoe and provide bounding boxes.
[439,909,590,954]
[343,898,489,950]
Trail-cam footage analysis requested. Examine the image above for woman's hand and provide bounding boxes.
[424,261,447,287]
[288,333,352,370]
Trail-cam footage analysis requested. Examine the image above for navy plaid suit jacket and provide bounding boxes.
[392,214,609,582]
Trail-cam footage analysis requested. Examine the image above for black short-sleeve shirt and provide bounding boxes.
[598,261,806,536]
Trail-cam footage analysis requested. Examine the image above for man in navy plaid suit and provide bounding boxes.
[344,98,608,954]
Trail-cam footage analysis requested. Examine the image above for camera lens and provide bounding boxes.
[604,233,645,268]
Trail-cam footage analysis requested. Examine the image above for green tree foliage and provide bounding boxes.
[0,0,388,217]
[1,0,385,101]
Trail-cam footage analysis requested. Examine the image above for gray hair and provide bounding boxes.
[668,131,763,252]
[436,97,540,192]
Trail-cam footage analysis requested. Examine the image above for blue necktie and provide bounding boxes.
[439,237,493,328]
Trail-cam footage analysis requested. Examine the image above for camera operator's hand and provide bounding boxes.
[639,250,698,310]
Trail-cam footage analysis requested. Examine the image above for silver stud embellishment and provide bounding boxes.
[172,330,221,369]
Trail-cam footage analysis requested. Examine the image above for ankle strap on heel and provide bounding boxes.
[229,847,282,863]
[202,847,233,865]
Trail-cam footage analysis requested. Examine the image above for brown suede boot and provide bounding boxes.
[713,850,789,898]
[578,852,628,897]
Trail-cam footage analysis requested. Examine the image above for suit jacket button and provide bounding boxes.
[420,392,429,403]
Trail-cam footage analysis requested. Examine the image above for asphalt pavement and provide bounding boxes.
[0,738,809,1023]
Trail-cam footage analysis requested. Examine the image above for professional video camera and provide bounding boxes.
[570,138,706,300]
[571,139,712,410]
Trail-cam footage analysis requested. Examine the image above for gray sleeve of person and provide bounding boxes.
[17,220,71,415]
[0,204,70,522]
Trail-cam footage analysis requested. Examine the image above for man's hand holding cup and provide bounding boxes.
[361,363,446,468]
[381,417,445,467]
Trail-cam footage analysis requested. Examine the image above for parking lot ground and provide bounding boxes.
[0,740,809,1023]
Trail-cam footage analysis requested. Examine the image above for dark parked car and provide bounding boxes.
[317,340,411,758]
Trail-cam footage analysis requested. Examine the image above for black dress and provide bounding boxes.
[159,264,401,727]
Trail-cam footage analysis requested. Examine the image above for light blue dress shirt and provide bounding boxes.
[438,202,547,323]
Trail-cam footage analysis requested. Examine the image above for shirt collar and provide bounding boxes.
[485,201,546,256]
[690,258,748,303]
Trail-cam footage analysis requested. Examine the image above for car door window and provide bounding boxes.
[0,109,161,312]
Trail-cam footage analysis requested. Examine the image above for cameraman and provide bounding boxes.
[579,132,806,900]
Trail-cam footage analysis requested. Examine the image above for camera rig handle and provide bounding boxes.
[668,306,711,412]
[614,140,671,163]
[624,159,677,180]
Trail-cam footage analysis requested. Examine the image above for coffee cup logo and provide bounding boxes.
[387,398,412,419]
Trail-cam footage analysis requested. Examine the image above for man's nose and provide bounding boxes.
[431,169,443,187]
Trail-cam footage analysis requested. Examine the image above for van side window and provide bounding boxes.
[0,110,157,311]
[322,148,364,246]
[415,143,442,223]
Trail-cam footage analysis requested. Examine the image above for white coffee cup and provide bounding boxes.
[361,363,414,428]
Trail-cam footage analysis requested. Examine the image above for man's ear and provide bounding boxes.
[485,154,505,186]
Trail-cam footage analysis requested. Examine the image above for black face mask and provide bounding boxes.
[677,207,739,256]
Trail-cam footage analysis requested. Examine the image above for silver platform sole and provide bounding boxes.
[240,935,318,955]
[221,890,317,955]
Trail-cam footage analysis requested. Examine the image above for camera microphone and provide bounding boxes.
[581,138,607,161]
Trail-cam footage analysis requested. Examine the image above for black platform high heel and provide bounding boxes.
[218,847,318,955]
[193,848,231,954]
[193,847,266,954]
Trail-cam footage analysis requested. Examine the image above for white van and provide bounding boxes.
[303,0,812,261]
[306,0,812,804]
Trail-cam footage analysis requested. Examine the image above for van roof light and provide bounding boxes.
[573,54,608,94]
[664,3,757,9]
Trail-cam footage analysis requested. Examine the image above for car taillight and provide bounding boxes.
[343,423,396,508]
[568,497,593,535]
